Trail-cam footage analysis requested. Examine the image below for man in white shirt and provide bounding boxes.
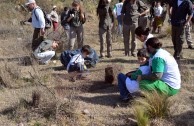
[113,0,124,35]
[25,0,45,51]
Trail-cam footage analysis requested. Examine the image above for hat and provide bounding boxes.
[53,5,57,9]
[25,0,36,6]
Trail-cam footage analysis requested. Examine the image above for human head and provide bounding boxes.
[25,0,36,11]
[137,49,149,65]
[53,5,57,11]
[135,26,150,42]
[119,0,122,2]
[81,45,92,58]
[72,0,81,11]
[64,7,69,12]
[156,1,161,7]
[151,1,156,7]
[146,37,162,54]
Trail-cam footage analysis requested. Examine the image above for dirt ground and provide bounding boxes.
[0,4,194,126]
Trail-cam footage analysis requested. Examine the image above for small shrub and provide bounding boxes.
[133,105,150,126]
[133,91,171,119]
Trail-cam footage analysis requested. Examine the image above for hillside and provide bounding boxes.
[0,0,194,126]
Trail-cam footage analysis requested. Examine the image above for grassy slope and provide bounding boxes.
[0,1,194,126]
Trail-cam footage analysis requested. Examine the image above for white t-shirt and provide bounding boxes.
[150,49,181,89]
[154,6,163,17]
[113,2,123,17]
[144,33,154,48]
[67,53,85,71]
[125,65,151,93]
[50,10,59,22]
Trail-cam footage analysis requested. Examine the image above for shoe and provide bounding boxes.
[99,56,104,59]
[121,93,134,103]
[131,53,136,57]
[107,55,113,58]
[188,45,194,49]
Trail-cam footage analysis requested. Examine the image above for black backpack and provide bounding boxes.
[34,7,52,29]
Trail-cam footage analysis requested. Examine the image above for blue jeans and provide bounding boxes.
[118,73,129,99]
[117,15,123,35]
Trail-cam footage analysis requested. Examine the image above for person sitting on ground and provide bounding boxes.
[152,1,163,33]
[135,26,154,48]
[118,49,151,102]
[33,37,59,64]
[60,47,99,69]
[137,37,181,96]
[67,45,92,73]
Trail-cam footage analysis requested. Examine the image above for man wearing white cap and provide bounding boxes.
[50,5,59,31]
[25,0,45,51]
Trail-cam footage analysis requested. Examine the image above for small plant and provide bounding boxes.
[133,105,150,126]
[133,91,171,119]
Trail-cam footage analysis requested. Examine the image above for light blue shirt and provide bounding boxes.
[32,7,45,28]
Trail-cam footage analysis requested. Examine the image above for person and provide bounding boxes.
[50,5,59,31]
[135,26,154,48]
[67,45,91,72]
[97,0,114,58]
[33,37,59,64]
[161,2,167,25]
[60,47,99,68]
[138,1,149,30]
[118,49,151,101]
[25,0,45,51]
[67,0,86,50]
[168,0,193,60]
[113,0,124,35]
[149,1,156,27]
[137,37,181,96]
[152,1,163,33]
[121,0,149,57]
[61,7,71,49]
[185,22,194,49]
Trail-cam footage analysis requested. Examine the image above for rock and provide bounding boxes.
[53,60,57,64]
[83,109,90,115]
[18,123,24,126]
[17,38,22,41]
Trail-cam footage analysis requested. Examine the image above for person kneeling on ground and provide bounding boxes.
[33,37,59,64]
[137,37,181,96]
[118,49,151,102]
[67,45,92,73]
[60,46,99,69]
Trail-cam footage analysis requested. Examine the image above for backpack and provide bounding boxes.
[34,7,52,29]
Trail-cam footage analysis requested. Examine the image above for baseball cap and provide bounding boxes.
[25,0,36,6]
[53,5,57,9]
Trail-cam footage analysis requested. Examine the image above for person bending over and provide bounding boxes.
[67,45,91,73]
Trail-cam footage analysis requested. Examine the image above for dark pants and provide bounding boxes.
[171,25,185,59]
[32,28,42,51]
[118,73,129,100]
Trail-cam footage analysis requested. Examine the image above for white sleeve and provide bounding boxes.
[160,7,163,15]
[35,9,45,28]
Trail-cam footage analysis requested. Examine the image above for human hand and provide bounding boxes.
[40,28,45,35]
[70,14,75,18]
[137,75,142,82]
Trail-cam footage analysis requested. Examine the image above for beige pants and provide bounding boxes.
[69,25,84,50]
[123,23,137,56]
[185,24,193,46]
[99,28,112,57]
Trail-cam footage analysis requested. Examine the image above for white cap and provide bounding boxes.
[53,5,57,9]
[25,0,36,6]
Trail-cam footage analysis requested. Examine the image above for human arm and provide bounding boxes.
[137,57,165,81]
[184,2,193,26]
[138,1,149,16]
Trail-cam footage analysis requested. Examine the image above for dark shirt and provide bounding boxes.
[121,0,147,25]
[169,0,193,26]
[97,5,114,30]
[61,10,70,30]
[68,9,85,27]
